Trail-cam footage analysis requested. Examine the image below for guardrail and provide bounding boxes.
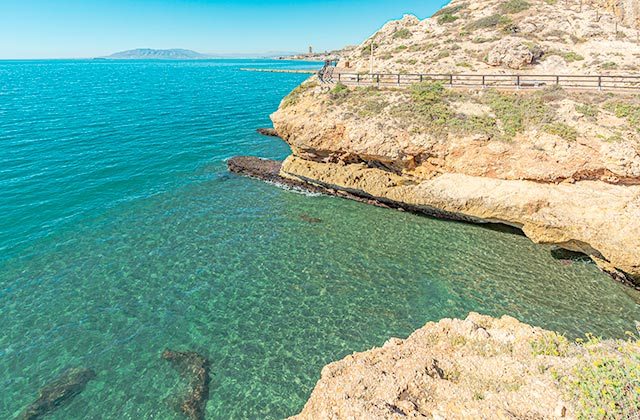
[331,73,640,90]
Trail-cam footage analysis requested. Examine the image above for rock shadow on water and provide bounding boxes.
[19,367,96,420]
[162,349,211,420]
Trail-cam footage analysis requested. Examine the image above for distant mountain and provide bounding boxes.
[105,49,208,60]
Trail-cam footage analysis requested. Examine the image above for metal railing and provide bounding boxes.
[331,73,640,90]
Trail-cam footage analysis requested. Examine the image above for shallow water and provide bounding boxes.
[0,59,638,419]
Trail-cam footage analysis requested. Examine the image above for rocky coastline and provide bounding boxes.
[289,313,640,419]
[267,0,640,285]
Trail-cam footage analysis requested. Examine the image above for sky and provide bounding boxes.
[0,0,447,59]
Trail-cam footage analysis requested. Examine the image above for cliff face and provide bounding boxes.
[271,0,640,283]
[598,0,640,28]
[291,314,640,419]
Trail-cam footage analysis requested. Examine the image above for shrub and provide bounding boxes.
[566,335,640,420]
[531,332,570,356]
[438,13,460,24]
[466,14,512,31]
[330,82,349,101]
[500,0,531,13]
[393,28,412,39]
[575,103,599,118]
[561,51,585,62]
[433,3,468,17]
[544,122,578,141]
[281,82,316,108]
[604,101,640,132]
[483,90,554,139]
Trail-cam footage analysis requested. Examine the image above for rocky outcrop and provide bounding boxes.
[270,0,640,284]
[279,156,640,285]
[162,350,210,420]
[291,314,640,419]
[20,367,96,420]
[256,128,279,137]
[337,0,640,74]
[486,38,541,69]
[597,0,640,29]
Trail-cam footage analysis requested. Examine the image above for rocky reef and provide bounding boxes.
[19,367,96,420]
[291,314,640,419]
[271,0,640,284]
[162,349,211,420]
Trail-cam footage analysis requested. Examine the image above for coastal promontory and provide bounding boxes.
[271,0,640,284]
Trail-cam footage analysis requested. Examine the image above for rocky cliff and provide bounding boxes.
[291,314,640,419]
[271,0,640,283]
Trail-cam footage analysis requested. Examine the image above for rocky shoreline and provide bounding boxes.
[227,156,522,225]
[289,313,640,419]
[228,156,639,289]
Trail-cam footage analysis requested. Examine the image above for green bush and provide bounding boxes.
[466,14,512,31]
[281,82,316,108]
[393,28,412,39]
[330,82,349,101]
[483,89,554,139]
[438,13,460,24]
[604,101,640,132]
[575,103,599,118]
[544,122,578,141]
[531,332,570,356]
[566,335,640,420]
[564,51,584,62]
[433,3,468,17]
[500,0,531,13]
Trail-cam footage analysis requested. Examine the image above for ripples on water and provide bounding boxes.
[0,60,638,419]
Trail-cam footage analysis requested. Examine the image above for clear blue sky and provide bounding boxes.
[0,0,447,58]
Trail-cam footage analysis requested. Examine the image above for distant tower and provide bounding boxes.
[309,45,314,54]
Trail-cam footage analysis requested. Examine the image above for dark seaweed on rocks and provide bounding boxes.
[19,367,96,420]
[162,349,210,420]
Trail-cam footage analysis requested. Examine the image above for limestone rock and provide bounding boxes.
[486,38,540,69]
[291,313,638,419]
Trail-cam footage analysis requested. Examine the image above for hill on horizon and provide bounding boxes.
[105,48,209,59]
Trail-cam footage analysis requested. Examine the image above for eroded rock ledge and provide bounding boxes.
[280,156,640,286]
[291,313,640,419]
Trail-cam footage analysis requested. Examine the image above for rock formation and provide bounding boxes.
[291,314,640,419]
[20,367,96,420]
[271,0,640,284]
[162,350,210,420]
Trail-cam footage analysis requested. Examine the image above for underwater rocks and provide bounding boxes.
[20,367,96,420]
[162,349,210,420]
[256,128,279,137]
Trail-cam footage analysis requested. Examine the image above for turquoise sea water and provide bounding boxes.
[0,59,639,419]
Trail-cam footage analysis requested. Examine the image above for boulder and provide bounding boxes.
[486,38,542,69]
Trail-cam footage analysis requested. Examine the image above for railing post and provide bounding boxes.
[516,75,520,89]
[420,74,423,83]
[556,75,560,86]
[356,73,360,84]
[449,74,453,86]
[376,74,380,87]
[338,73,341,83]
[598,76,602,91]
[482,75,485,88]
[397,74,401,85]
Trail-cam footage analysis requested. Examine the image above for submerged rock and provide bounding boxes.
[256,128,279,137]
[299,214,322,224]
[162,349,210,420]
[20,367,96,420]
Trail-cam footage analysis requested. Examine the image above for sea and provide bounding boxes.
[0,59,638,419]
